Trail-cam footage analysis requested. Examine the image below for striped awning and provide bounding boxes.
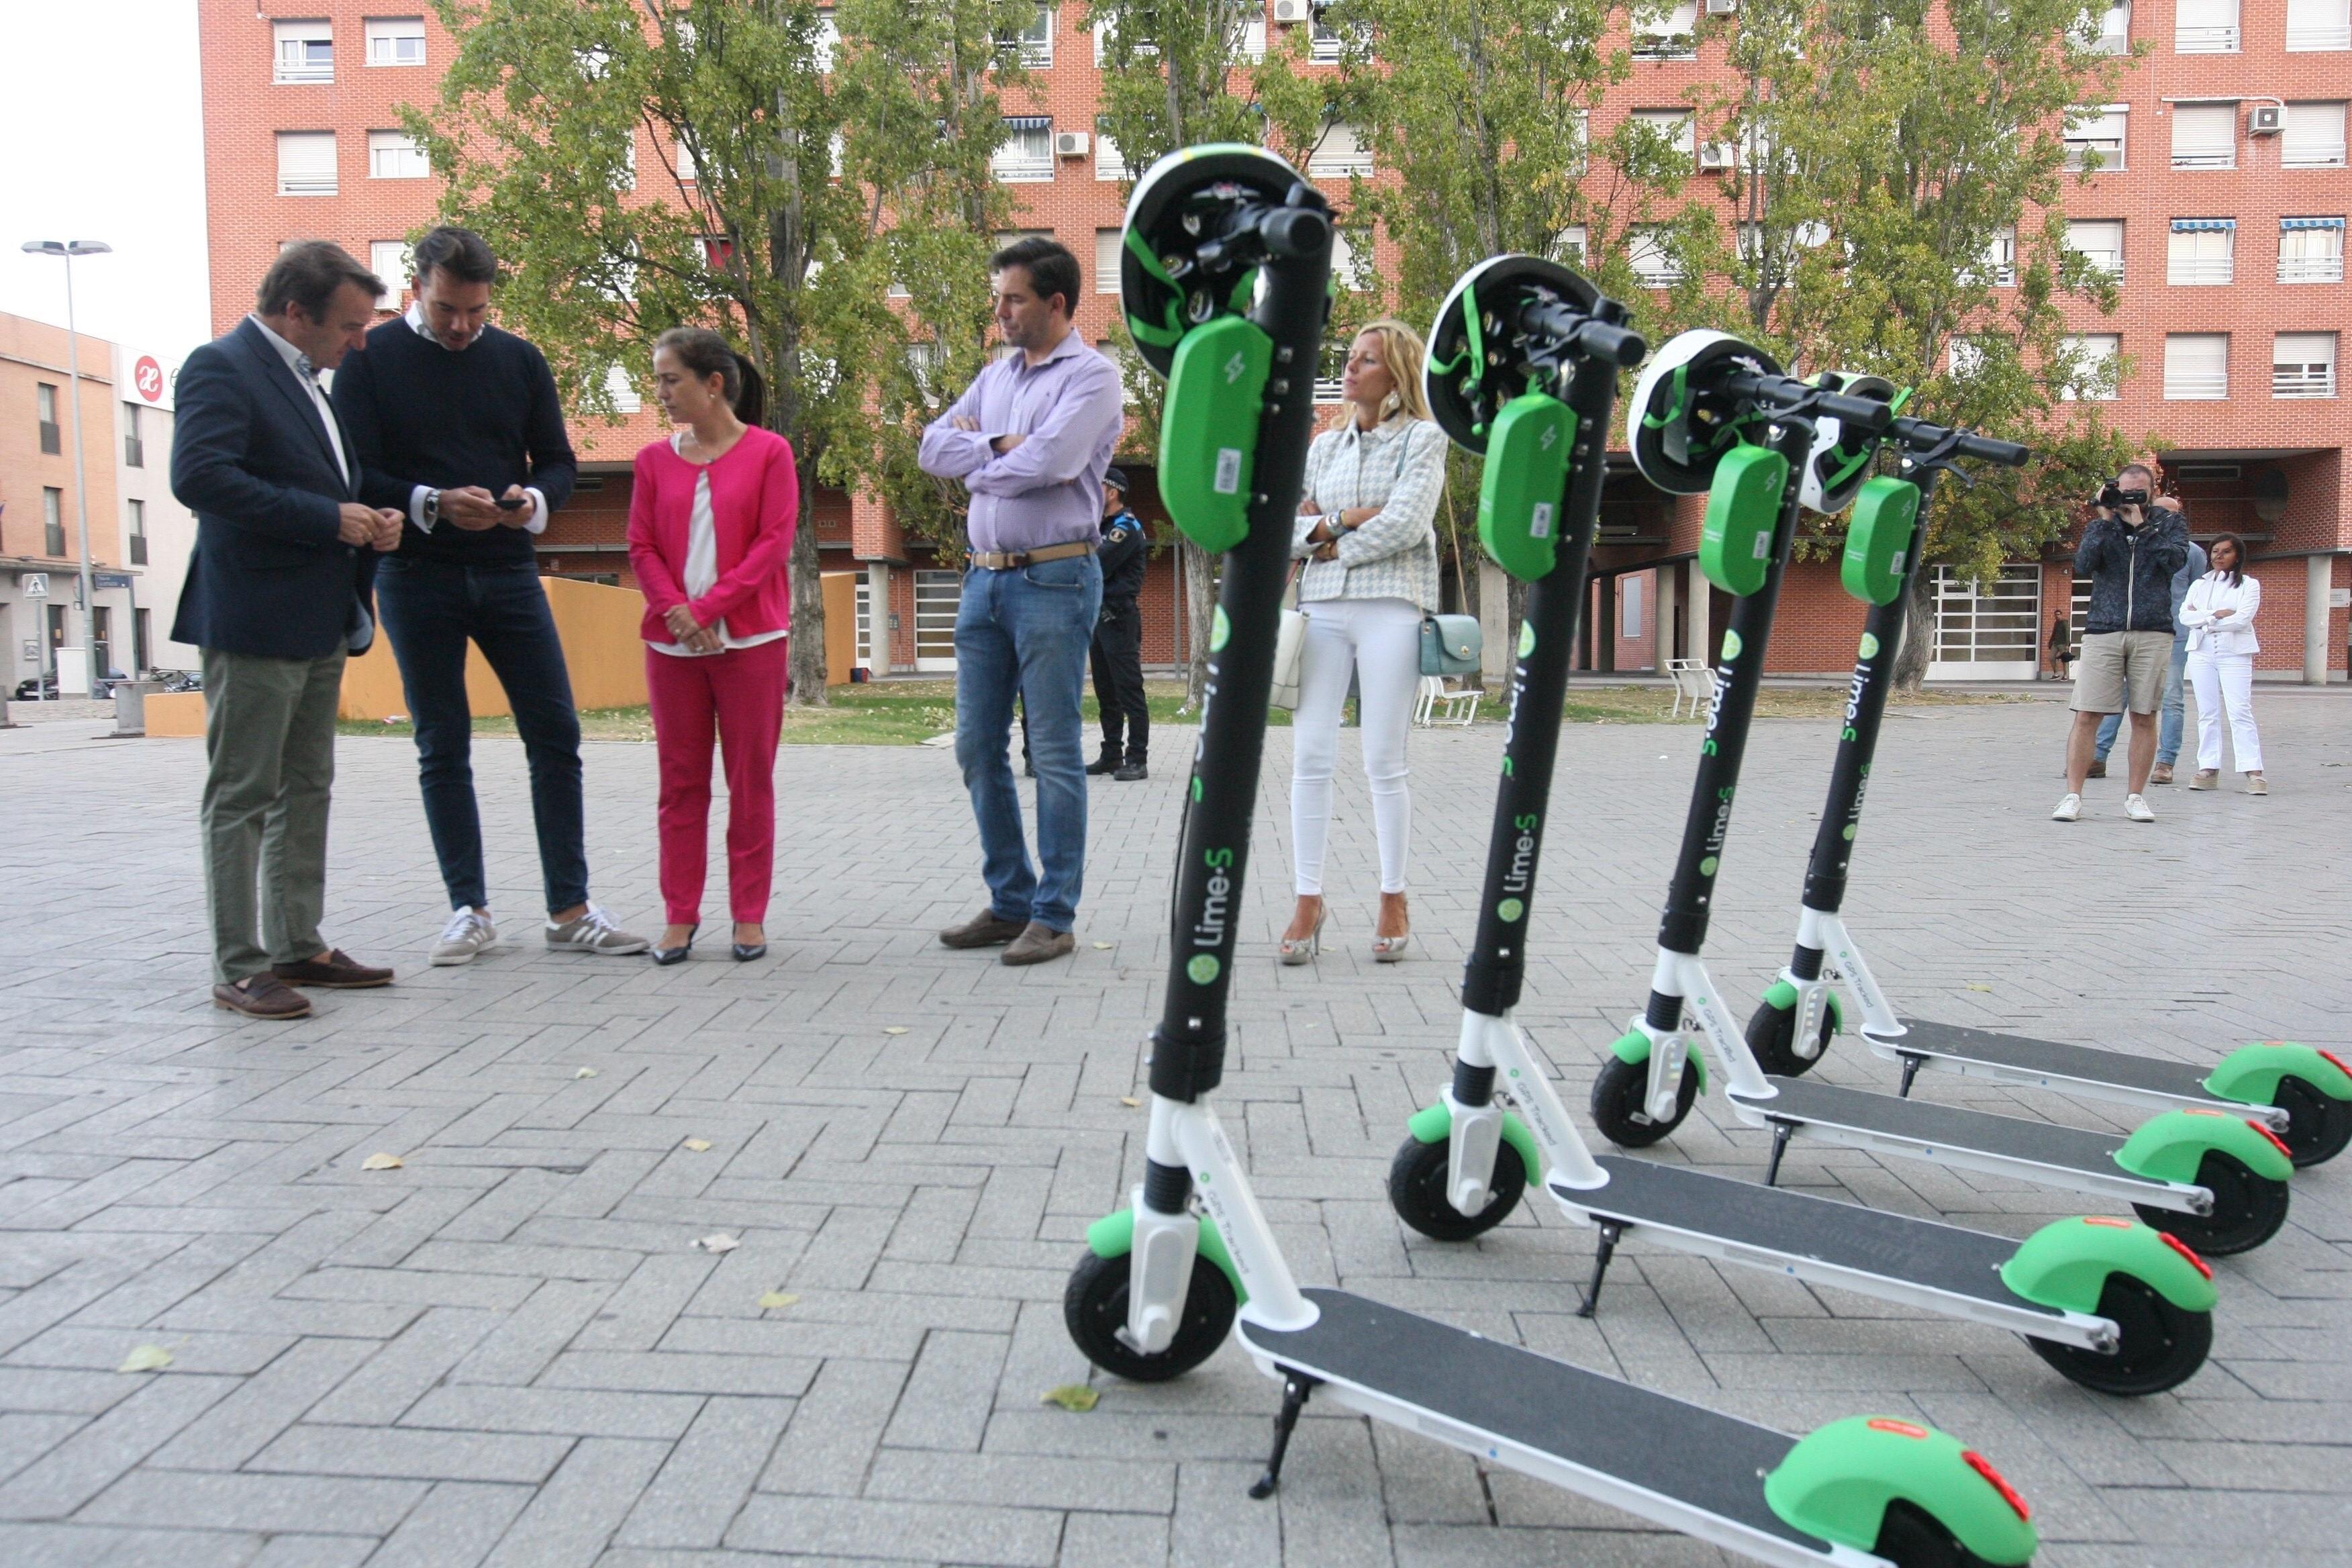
[2171,217,2235,231]
[2280,216,2345,230]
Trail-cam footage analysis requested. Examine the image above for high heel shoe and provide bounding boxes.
[652,925,697,966]
[732,926,767,962]
[1372,906,1411,964]
[1277,910,1327,967]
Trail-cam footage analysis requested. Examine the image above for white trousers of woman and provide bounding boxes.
[2187,648,2261,773]
[1291,596,1421,897]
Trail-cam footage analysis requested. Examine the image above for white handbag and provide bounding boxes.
[1271,603,1308,712]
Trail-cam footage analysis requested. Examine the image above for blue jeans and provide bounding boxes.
[2095,630,2189,767]
[954,555,1103,932]
[375,558,589,915]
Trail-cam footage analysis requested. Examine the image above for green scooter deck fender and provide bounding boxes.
[2112,1107,2294,1185]
[1085,1206,1247,1304]
[1405,1099,1543,1182]
[1765,1415,2036,1565]
[2203,1041,2352,1107]
[1997,1214,2218,1316]
[1759,979,1844,1035]
[1608,1028,1710,1092]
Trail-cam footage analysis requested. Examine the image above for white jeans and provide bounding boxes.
[1291,596,1420,897]
[2187,649,2262,773]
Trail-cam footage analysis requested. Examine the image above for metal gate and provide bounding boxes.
[1927,564,2043,681]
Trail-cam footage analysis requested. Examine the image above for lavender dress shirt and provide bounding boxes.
[917,332,1126,555]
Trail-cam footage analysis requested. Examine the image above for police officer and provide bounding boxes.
[1086,467,1149,781]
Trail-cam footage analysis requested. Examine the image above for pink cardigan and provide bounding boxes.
[627,426,799,646]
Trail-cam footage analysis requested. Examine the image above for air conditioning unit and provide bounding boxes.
[1055,130,1090,157]
[1698,143,1736,169]
[1273,0,1312,23]
[1705,0,1738,13]
[2249,103,2284,135]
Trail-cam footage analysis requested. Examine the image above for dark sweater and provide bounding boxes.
[331,317,578,565]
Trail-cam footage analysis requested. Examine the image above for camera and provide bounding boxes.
[2097,481,2151,510]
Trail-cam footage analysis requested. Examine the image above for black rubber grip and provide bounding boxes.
[1262,207,1331,258]
[1814,389,1895,429]
[1577,321,1649,367]
[1890,417,2032,467]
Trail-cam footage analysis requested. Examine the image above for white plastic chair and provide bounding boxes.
[1415,674,1481,728]
[1665,659,1714,721]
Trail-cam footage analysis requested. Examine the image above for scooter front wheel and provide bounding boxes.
[1064,1248,1237,1383]
[2272,1075,2352,1167]
[1869,1499,2008,1568]
[2025,1271,2212,1396]
[1589,1054,1700,1147]
[1744,996,1834,1078]
[1387,1134,1527,1241]
[2132,1151,2289,1257]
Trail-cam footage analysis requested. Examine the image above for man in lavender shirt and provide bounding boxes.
[919,237,1125,966]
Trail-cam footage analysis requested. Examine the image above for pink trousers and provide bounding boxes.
[646,639,787,924]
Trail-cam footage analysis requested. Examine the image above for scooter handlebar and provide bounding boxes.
[1888,416,2032,468]
[1260,206,1332,260]
[1720,371,1894,431]
[1575,320,1649,368]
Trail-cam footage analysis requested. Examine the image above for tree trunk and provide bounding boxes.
[1179,535,1216,709]
[787,467,828,705]
[1891,565,1934,691]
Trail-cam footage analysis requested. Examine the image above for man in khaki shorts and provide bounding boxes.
[2055,464,2189,823]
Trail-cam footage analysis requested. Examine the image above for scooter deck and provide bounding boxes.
[1729,1075,2169,1190]
[1563,1155,2059,1319]
[1865,1016,2238,1107]
[1238,1287,1825,1557]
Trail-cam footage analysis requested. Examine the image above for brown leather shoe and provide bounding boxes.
[213,974,314,1019]
[2150,763,2173,785]
[273,948,395,989]
[1001,922,1075,967]
[940,910,1028,949]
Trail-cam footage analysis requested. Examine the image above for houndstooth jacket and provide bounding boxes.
[1290,413,1447,612]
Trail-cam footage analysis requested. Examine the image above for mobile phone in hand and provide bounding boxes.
[495,495,528,511]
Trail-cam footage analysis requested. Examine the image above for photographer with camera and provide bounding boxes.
[2055,464,2190,824]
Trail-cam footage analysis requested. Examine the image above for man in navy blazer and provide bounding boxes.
[170,241,405,1019]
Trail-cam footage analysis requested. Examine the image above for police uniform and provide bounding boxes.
[1089,492,1149,775]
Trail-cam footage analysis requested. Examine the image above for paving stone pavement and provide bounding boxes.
[0,689,2347,1568]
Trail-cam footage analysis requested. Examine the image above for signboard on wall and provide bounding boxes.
[112,347,177,412]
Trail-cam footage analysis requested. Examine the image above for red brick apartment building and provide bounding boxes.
[197,0,2350,683]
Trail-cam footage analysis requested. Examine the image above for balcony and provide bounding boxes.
[2273,364,2337,397]
[2174,23,2239,49]
[124,435,144,467]
[2168,256,2233,284]
[39,420,60,455]
[2163,369,2229,399]
[2279,254,2345,283]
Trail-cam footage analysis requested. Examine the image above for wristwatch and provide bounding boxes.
[421,489,442,531]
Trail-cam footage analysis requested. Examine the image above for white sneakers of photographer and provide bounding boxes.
[432,908,497,966]
[2051,792,2081,822]
[545,904,650,955]
[2125,793,2156,822]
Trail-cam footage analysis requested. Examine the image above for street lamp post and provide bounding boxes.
[20,240,112,697]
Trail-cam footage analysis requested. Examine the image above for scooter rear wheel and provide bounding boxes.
[2026,1271,2212,1395]
[1744,996,1835,1078]
[1064,1248,1237,1383]
[2132,1150,2290,1257]
[1870,1499,2008,1568]
[2272,1074,2352,1168]
[1387,1133,1527,1241]
[1589,1054,1700,1147]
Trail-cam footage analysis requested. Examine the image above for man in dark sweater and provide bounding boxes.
[1085,467,1150,781]
[332,227,647,964]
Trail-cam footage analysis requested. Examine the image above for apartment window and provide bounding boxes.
[1308,122,1375,179]
[1980,225,2017,285]
[1314,342,1346,403]
[2167,219,2235,284]
[1330,231,1363,291]
[998,6,1052,66]
[1554,225,1589,266]
[2066,219,2126,279]
[36,383,60,454]
[1310,13,1356,62]
[1949,338,1987,378]
[814,8,838,70]
[2279,217,2346,282]
[369,241,413,304]
[122,403,144,467]
[2282,101,2349,168]
[1633,0,1701,58]
[2163,332,2228,399]
[604,364,642,414]
[126,498,147,566]
[675,140,699,181]
[277,132,338,195]
[2065,105,2126,169]
[2086,0,2130,51]
[134,608,150,673]
[364,16,425,66]
[2169,103,2235,168]
[2273,333,2338,397]
[1632,108,1698,159]
[44,489,65,556]
[1629,226,1684,286]
[1095,131,1133,182]
[2287,0,2351,49]
[1242,16,1268,59]
[2173,0,2238,50]
[992,117,1054,182]
[367,130,430,179]
[273,19,333,83]
[2059,334,2120,400]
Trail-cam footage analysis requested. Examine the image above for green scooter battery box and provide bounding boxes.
[1478,391,1575,583]
[1698,443,1788,597]
[1157,315,1273,554]
[1841,476,1920,606]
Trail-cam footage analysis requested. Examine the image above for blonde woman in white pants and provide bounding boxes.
[1280,320,1450,965]
[2180,532,2266,794]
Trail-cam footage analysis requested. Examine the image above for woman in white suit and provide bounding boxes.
[2179,532,2266,794]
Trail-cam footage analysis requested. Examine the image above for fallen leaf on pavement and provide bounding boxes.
[883,1026,910,1036]
[1093,942,1114,950]
[360,1153,404,1171]
[1120,1097,1140,1108]
[575,1067,599,1079]
[757,1290,800,1310]
[117,1344,173,1373]
[696,1233,741,1253]
[682,1138,712,1152]
[1966,982,1994,992]
[1041,1385,1099,1412]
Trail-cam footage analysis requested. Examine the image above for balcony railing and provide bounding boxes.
[129,536,148,566]
[2283,143,2348,168]
[38,420,60,455]
[2065,139,2124,170]
[2286,21,2352,47]
[2170,148,2234,169]
[2279,254,2345,283]
[1633,32,1700,57]
[2167,256,2233,284]
[2163,370,2229,399]
[2174,23,2239,49]
[2273,364,2337,397]
[991,153,1055,183]
[124,436,144,467]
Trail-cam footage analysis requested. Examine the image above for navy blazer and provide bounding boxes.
[170,317,379,661]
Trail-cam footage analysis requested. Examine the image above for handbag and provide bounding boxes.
[1271,566,1308,712]
[1419,613,1482,678]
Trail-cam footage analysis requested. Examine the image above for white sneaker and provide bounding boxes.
[545,903,651,955]
[2124,793,2156,823]
[2051,792,2081,822]
[431,908,498,966]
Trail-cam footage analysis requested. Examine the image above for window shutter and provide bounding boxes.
[2282,102,2348,166]
[2169,104,2236,167]
[2286,0,2351,48]
[2163,334,2229,399]
[2067,219,2125,273]
[276,132,338,195]
[2272,333,2337,397]
[1094,229,1121,293]
[1632,109,1697,156]
[2173,0,2237,48]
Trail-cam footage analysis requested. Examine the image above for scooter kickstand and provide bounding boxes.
[1248,1370,1322,1499]
[1763,1121,1794,1187]
[1897,1054,1923,1097]
[1575,1222,1624,1318]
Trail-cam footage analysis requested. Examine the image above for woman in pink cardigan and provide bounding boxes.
[628,328,798,965]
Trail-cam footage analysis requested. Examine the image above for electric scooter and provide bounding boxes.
[1741,491,2351,1166]
[1589,352,2297,1257]
[1391,322,2214,1395]
[1065,195,2043,1567]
